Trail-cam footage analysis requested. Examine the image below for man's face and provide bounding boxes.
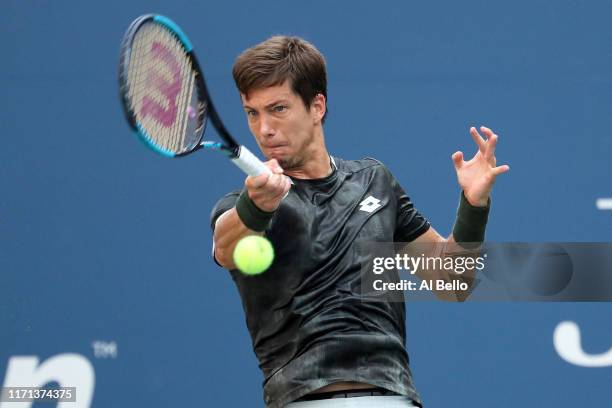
[241,81,321,170]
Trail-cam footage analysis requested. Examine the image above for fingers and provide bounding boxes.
[266,158,284,174]
[479,126,498,160]
[279,175,292,199]
[470,125,501,162]
[262,173,291,203]
[244,159,290,212]
[451,151,464,169]
[246,159,284,189]
[246,172,270,189]
[492,164,510,176]
[246,172,285,194]
[480,126,494,138]
[484,133,498,160]
[470,127,486,153]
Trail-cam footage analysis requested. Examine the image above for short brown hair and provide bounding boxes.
[232,36,328,122]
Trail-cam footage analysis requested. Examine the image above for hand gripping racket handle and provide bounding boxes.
[231,146,272,176]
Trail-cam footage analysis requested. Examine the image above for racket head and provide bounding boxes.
[119,14,213,157]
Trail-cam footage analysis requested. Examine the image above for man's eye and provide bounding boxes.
[247,110,258,117]
[273,105,286,113]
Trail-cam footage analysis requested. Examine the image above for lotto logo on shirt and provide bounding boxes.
[359,196,383,213]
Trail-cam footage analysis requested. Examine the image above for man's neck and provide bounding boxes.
[284,129,333,180]
[284,148,333,180]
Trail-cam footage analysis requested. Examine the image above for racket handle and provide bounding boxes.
[231,146,271,176]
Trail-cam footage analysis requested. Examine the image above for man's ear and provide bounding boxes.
[311,93,326,124]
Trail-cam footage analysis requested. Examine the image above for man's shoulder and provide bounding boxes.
[209,189,242,229]
[212,188,242,208]
[216,188,242,200]
[333,156,389,174]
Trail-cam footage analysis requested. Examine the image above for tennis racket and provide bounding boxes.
[118,14,270,176]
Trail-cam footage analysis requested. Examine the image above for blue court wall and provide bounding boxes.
[1,1,611,407]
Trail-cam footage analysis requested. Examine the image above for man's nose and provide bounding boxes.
[259,115,275,137]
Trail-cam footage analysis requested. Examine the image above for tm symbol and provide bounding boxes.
[92,341,118,359]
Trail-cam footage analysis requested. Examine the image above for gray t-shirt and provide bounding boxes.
[210,157,430,407]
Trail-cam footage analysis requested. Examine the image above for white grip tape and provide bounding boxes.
[231,146,271,176]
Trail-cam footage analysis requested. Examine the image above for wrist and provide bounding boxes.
[452,191,491,243]
[235,190,276,232]
[464,191,490,207]
[250,192,279,213]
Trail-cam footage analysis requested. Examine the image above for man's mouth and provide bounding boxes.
[264,143,287,149]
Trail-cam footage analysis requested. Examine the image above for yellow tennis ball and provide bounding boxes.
[233,235,275,275]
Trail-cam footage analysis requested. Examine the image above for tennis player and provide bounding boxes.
[210,36,509,407]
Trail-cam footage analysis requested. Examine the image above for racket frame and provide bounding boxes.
[119,14,241,158]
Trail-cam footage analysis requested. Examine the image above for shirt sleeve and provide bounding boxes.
[209,190,242,266]
[386,167,431,242]
[210,190,242,230]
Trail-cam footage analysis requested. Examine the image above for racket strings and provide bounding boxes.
[127,22,202,154]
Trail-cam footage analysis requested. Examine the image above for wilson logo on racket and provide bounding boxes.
[119,13,273,175]
[140,42,182,127]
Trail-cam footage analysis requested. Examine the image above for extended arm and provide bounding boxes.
[410,126,509,300]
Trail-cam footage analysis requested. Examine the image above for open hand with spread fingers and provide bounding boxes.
[452,126,510,207]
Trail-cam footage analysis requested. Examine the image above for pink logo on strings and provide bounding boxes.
[140,42,182,127]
